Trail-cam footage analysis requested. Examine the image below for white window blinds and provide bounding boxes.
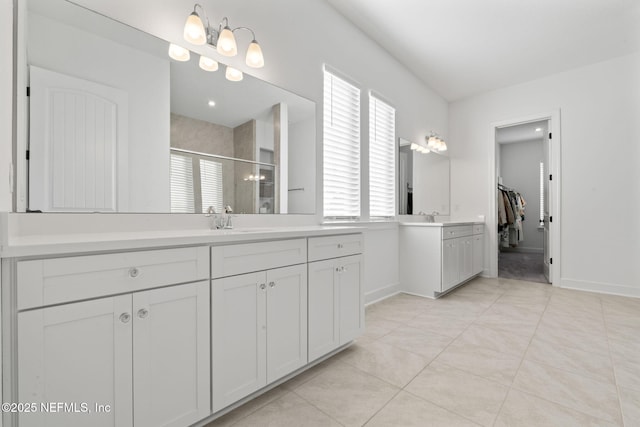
[323,68,361,218]
[369,94,396,217]
[200,158,223,214]
[170,153,195,213]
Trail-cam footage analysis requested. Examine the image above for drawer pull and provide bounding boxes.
[137,308,149,319]
[128,267,140,278]
[269,281,276,288]
[119,313,131,324]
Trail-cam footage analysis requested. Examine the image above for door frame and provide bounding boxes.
[489,110,561,285]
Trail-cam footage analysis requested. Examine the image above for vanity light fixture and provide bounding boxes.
[182,4,265,68]
[168,43,190,61]
[426,132,447,152]
[199,55,219,72]
[225,66,243,82]
[410,142,430,154]
[244,174,266,181]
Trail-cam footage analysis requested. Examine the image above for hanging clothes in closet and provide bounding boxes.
[497,185,526,248]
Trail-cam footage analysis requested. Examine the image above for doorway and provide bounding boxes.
[489,111,561,286]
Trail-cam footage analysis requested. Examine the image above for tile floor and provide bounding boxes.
[206,277,640,426]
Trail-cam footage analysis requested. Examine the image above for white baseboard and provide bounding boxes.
[365,282,401,305]
[559,278,640,299]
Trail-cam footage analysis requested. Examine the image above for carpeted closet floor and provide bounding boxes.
[498,251,548,284]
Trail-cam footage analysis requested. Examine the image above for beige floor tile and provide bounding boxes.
[619,386,640,426]
[339,340,429,387]
[494,293,549,309]
[609,338,640,365]
[453,323,531,358]
[232,392,342,427]
[534,322,610,356]
[433,341,522,385]
[281,357,340,391]
[604,312,640,329]
[524,337,615,384]
[512,360,622,424]
[365,390,479,427]
[362,316,403,339]
[406,312,475,338]
[544,301,603,319]
[474,310,539,336]
[606,322,640,344]
[539,310,607,336]
[294,361,399,427]
[613,358,640,392]
[405,364,508,426]
[495,389,619,427]
[205,386,289,427]
[365,303,420,324]
[378,325,453,361]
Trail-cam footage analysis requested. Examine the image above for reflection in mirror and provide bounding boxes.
[24,0,316,214]
[398,138,450,216]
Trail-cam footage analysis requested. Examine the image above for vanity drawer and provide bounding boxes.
[442,225,473,240]
[473,224,485,235]
[211,239,306,278]
[308,234,363,262]
[17,246,209,310]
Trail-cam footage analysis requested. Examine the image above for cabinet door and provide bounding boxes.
[442,239,459,291]
[266,264,308,383]
[337,255,363,345]
[473,234,484,275]
[211,272,266,412]
[18,296,132,427]
[460,237,474,281]
[308,259,339,362]
[133,281,210,427]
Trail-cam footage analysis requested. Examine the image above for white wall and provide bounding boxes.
[499,140,543,252]
[449,52,640,297]
[0,0,13,213]
[28,12,170,212]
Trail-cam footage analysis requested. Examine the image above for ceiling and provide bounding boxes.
[496,120,547,144]
[326,0,640,101]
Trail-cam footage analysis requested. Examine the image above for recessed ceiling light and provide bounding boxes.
[535,127,542,132]
[208,100,216,107]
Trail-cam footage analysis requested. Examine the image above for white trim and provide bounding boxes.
[365,282,400,305]
[489,110,561,285]
[560,279,640,299]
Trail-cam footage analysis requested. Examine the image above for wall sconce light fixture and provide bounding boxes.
[181,3,265,81]
[426,132,447,152]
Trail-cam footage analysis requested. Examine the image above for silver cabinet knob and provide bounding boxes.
[335,267,341,272]
[269,281,276,288]
[137,308,149,319]
[129,267,140,278]
[119,313,131,323]
[260,283,266,290]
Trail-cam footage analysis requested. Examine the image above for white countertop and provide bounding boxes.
[0,225,366,258]
[398,221,484,227]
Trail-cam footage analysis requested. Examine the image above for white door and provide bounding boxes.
[211,272,266,412]
[29,66,128,212]
[18,296,133,427]
[337,255,363,345]
[308,259,339,362]
[133,282,210,427]
[542,123,551,283]
[265,264,308,383]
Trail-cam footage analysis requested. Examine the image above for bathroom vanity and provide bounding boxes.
[399,221,484,298]
[0,222,364,427]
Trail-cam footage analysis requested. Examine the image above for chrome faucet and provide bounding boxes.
[223,205,233,229]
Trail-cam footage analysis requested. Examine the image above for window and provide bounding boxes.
[170,151,224,214]
[170,153,195,213]
[200,158,223,214]
[369,94,396,217]
[323,67,360,217]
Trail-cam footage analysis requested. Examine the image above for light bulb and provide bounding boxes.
[216,26,238,56]
[199,55,219,72]
[245,40,264,68]
[183,12,207,45]
[168,43,190,61]
[410,143,419,151]
[225,66,243,82]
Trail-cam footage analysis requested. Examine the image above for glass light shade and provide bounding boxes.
[168,43,190,61]
[199,55,219,72]
[439,141,448,151]
[225,66,243,82]
[410,142,419,151]
[184,12,207,45]
[427,135,437,149]
[245,40,264,68]
[217,26,238,56]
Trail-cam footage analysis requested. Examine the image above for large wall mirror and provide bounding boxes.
[22,0,316,214]
[398,138,450,215]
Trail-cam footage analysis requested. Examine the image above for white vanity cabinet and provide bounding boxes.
[16,248,211,427]
[308,234,364,362]
[400,223,483,298]
[210,240,308,413]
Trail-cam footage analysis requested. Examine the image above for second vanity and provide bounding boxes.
[0,222,364,427]
[399,221,484,298]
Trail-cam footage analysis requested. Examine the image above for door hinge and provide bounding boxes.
[550,216,553,223]
[26,150,30,160]
[549,174,552,181]
[548,132,552,139]
[550,258,553,265]
[26,87,30,97]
